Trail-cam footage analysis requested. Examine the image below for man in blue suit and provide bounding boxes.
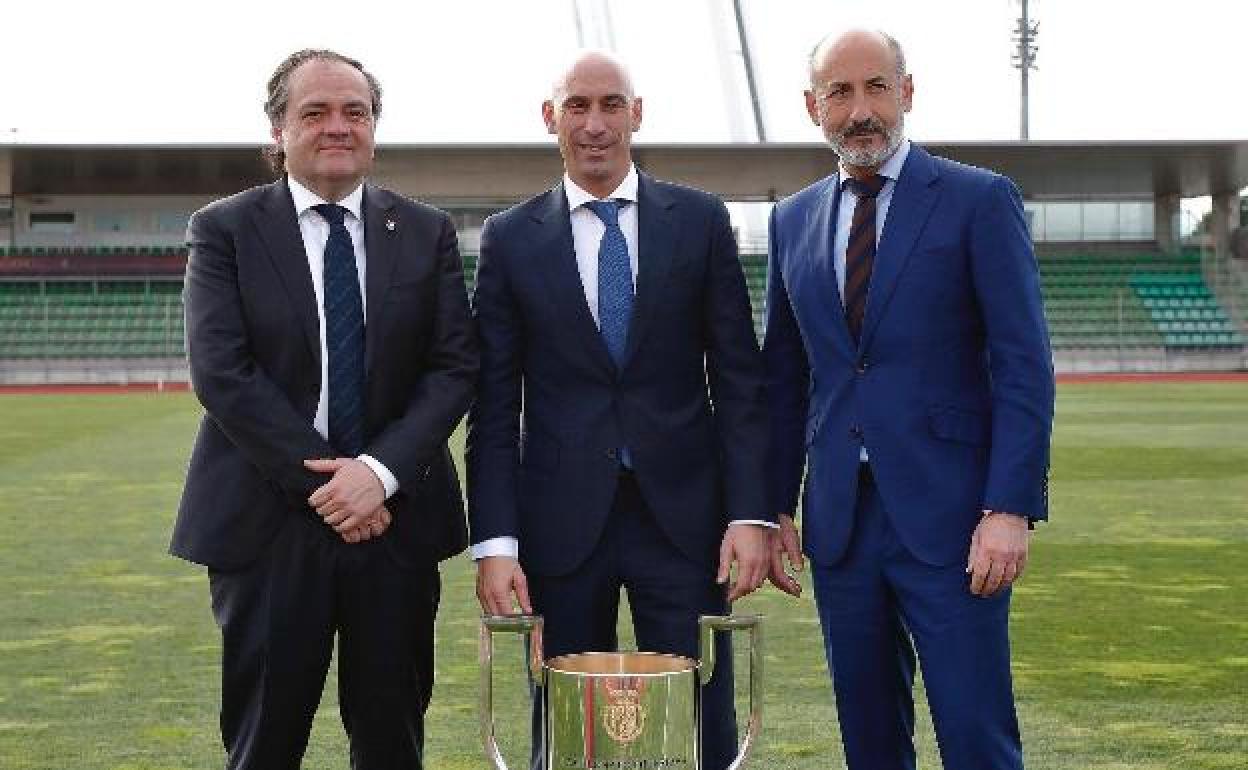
[468,50,772,770]
[764,29,1054,770]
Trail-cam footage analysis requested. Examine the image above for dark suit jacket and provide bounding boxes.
[765,144,1054,567]
[466,173,770,577]
[171,178,478,571]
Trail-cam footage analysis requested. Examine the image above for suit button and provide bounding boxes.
[855,358,868,375]
[849,426,863,440]
[605,448,618,461]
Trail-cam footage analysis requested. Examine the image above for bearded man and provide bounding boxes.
[762,28,1054,770]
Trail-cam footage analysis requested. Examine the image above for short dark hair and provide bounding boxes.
[262,49,382,174]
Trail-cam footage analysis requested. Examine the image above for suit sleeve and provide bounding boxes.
[969,176,1055,521]
[183,205,335,505]
[363,213,479,491]
[465,215,524,543]
[702,200,773,525]
[761,204,811,516]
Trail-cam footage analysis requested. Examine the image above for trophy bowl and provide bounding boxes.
[481,614,762,770]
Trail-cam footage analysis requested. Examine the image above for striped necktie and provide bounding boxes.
[313,203,366,456]
[843,174,886,345]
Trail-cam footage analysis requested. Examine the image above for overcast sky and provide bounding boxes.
[2,0,1242,146]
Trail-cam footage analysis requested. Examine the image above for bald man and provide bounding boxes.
[467,51,772,770]
[764,29,1053,770]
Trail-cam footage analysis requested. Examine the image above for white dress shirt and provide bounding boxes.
[832,140,911,463]
[566,166,641,320]
[471,165,772,562]
[287,175,398,498]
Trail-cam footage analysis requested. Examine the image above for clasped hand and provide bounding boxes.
[305,457,390,544]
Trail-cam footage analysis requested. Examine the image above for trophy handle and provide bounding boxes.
[699,614,763,770]
[480,614,545,770]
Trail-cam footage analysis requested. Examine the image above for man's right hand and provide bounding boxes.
[476,556,532,615]
[767,513,804,597]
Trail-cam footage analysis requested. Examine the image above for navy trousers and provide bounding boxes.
[526,471,737,770]
[811,466,1024,770]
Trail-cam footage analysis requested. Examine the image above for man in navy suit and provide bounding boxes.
[172,49,477,769]
[467,50,771,770]
[764,29,1054,770]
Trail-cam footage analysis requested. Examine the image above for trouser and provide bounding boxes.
[208,514,440,770]
[811,465,1024,770]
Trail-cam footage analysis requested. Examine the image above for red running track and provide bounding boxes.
[1,372,1245,395]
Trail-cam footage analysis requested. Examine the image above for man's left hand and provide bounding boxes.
[966,511,1030,597]
[340,504,392,544]
[305,458,386,534]
[717,524,769,602]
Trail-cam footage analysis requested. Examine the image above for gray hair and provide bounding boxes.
[808,30,907,85]
[262,49,382,174]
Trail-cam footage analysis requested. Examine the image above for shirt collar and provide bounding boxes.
[563,164,639,211]
[287,175,365,222]
[839,139,911,190]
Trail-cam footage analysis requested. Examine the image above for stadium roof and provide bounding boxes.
[4,140,1246,202]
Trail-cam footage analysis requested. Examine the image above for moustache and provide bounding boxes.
[840,120,885,139]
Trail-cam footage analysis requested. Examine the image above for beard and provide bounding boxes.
[827,113,905,169]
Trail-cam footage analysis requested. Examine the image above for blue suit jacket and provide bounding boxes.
[764,145,1054,567]
[467,173,770,576]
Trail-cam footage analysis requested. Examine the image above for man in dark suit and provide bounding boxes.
[764,29,1055,770]
[170,49,477,770]
[467,51,771,770]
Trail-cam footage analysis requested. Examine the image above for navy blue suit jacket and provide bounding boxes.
[171,179,478,570]
[467,173,770,576]
[764,145,1054,567]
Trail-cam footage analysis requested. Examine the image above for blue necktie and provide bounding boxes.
[314,203,366,457]
[585,199,633,366]
[585,199,633,467]
[843,174,886,346]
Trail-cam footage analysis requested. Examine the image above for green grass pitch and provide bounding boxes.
[1,382,1245,769]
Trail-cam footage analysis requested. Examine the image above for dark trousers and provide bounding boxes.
[811,466,1024,770]
[208,514,441,770]
[526,471,738,770]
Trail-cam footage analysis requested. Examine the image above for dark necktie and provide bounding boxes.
[585,199,633,366]
[313,203,366,456]
[843,174,886,346]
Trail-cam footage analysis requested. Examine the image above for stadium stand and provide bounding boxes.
[1038,250,1243,350]
[1,247,1244,380]
[0,280,184,359]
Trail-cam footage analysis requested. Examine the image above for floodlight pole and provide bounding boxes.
[1012,0,1039,140]
[731,0,767,142]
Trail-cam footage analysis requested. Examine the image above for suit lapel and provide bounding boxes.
[362,184,400,373]
[623,174,676,366]
[861,144,941,348]
[808,176,855,350]
[251,179,320,360]
[532,185,617,375]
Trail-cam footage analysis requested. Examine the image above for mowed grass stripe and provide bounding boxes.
[1,382,1245,769]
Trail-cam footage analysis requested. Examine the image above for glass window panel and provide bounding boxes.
[1082,202,1118,241]
[1119,202,1154,239]
[94,211,131,233]
[1044,203,1082,241]
[29,211,76,233]
[1023,203,1044,240]
[157,211,190,234]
